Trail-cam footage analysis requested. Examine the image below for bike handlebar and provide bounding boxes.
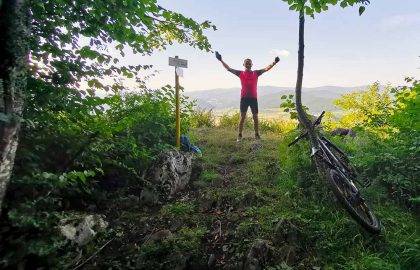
[288,131,308,147]
[288,111,326,147]
[313,111,326,127]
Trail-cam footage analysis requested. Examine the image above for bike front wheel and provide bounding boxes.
[327,169,381,233]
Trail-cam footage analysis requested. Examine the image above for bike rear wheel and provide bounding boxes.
[327,169,380,233]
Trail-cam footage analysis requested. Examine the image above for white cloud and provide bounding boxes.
[380,13,420,31]
[270,49,290,57]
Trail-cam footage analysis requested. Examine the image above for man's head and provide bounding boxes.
[243,58,253,70]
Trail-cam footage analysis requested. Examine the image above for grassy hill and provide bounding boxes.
[83,126,419,269]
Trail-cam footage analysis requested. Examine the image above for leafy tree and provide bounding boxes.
[281,0,370,147]
[334,83,394,130]
[0,0,215,214]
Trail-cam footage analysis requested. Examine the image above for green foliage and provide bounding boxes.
[1,170,97,267]
[4,77,195,268]
[200,170,220,183]
[279,131,320,191]
[29,0,215,94]
[283,0,370,17]
[137,226,207,268]
[333,83,394,132]
[260,118,298,134]
[280,94,309,120]
[190,108,216,128]
[17,80,194,177]
[330,79,419,207]
[2,0,215,268]
[218,112,246,128]
[218,111,296,133]
[278,129,419,270]
[161,202,196,217]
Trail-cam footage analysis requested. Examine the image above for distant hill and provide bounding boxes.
[186,85,367,114]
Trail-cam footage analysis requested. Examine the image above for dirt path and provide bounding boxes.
[192,128,285,267]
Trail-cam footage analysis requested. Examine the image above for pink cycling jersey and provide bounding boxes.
[239,71,259,98]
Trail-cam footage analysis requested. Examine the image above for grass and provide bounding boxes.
[85,125,419,269]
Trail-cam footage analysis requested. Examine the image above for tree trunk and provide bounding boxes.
[0,0,29,216]
[295,10,319,148]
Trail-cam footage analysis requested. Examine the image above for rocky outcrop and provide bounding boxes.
[142,150,202,204]
[59,214,108,246]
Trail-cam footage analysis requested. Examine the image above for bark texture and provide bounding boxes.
[295,10,319,148]
[0,0,29,215]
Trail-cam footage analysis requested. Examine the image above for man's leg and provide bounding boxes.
[238,112,246,140]
[238,99,248,141]
[252,113,260,139]
[250,99,260,139]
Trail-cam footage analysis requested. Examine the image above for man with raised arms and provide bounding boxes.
[216,51,280,141]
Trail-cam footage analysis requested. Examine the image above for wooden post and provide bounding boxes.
[174,56,181,148]
[169,55,187,148]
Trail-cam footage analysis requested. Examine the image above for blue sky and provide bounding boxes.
[130,0,420,92]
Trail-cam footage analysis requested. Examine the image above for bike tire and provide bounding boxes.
[327,169,381,234]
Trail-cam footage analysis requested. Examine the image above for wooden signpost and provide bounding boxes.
[169,56,188,148]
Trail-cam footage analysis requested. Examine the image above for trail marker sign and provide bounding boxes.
[169,56,188,68]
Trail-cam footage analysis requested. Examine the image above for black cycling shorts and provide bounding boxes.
[240,98,258,114]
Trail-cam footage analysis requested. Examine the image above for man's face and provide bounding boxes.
[243,59,253,70]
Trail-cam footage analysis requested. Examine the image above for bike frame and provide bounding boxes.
[288,111,380,231]
[289,111,366,188]
[315,137,359,194]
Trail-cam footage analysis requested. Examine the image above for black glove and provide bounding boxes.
[275,56,280,63]
[215,51,222,61]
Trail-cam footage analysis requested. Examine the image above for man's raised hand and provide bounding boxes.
[215,51,222,61]
[275,56,280,63]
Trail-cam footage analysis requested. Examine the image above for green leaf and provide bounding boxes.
[359,6,366,16]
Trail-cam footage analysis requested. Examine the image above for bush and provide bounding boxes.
[329,79,419,208]
[1,79,196,268]
[190,108,216,128]
[218,111,296,133]
[1,170,98,268]
[218,112,249,128]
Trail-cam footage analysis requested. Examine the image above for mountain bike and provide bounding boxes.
[288,111,381,233]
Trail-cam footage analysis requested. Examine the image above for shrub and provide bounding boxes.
[329,79,419,208]
[2,79,196,268]
[1,170,98,268]
[190,108,216,128]
[218,111,296,134]
[218,112,250,128]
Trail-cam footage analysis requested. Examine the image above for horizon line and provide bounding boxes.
[186,84,373,92]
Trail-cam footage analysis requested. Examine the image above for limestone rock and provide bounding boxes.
[59,214,108,246]
[145,150,201,199]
